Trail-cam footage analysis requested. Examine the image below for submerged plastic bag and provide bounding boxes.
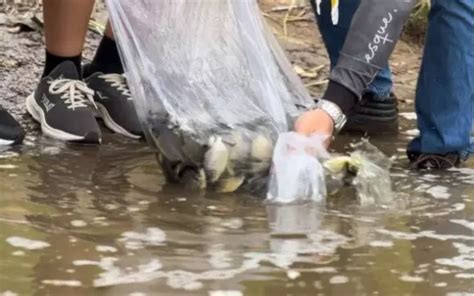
[107,0,315,190]
[324,140,394,205]
[267,132,330,203]
[267,136,394,205]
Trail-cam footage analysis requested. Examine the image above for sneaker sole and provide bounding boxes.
[26,93,93,142]
[0,139,15,146]
[96,102,141,139]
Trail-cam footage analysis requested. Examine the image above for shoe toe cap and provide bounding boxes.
[0,125,25,145]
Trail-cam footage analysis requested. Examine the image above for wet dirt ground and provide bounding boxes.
[0,1,473,296]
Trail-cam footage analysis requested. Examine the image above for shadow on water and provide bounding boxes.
[0,116,473,296]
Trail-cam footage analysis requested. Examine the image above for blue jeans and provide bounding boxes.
[471,106,474,153]
[315,0,474,156]
[312,0,393,98]
[407,0,474,157]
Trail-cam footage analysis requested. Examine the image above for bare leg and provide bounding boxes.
[104,21,114,40]
[27,0,102,145]
[43,0,95,57]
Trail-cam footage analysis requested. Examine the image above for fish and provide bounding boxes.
[214,175,246,193]
[324,155,361,176]
[226,131,251,176]
[250,134,273,163]
[203,136,230,183]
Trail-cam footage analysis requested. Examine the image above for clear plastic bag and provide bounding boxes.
[106,0,315,189]
[350,140,394,205]
[324,140,394,205]
[267,132,330,203]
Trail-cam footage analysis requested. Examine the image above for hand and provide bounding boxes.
[294,109,335,148]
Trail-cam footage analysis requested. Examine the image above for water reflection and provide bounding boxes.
[0,130,473,295]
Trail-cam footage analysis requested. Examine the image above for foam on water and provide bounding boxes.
[449,167,474,175]
[119,228,167,250]
[74,260,104,266]
[455,273,474,279]
[89,229,347,290]
[220,218,244,230]
[0,164,17,169]
[452,203,466,211]
[329,275,348,284]
[376,229,474,242]
[450,220,474,231]
[399,274,424,282]
[96,245,118,253]
[208,244,232,269]
[435,268,451,274]
[287,270,300,279]
[369,241,394,248]
[209,291,243,296]
[6,236,50,250]
[41,280,82,287]
[436,243,474,270]
[70,220,87,227]
[312,267,338,273]
[426,186,451,199]
[91,242,348,291]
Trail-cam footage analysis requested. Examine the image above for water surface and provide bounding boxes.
[1,116,473,296]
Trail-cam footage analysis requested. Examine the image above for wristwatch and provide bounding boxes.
[314,99,347,135]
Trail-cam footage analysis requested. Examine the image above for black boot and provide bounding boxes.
[342,92,399,135]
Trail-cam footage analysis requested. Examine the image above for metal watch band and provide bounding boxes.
[314,99,347,134]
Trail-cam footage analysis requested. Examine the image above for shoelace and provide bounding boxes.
[49,79,97,110]
[99,73,132,100]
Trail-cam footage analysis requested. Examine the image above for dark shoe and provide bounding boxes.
[0,107,25,145]
[342,92,399,135]
[408,151,461,170]
[26,61,101,144]
[84,68,143,139]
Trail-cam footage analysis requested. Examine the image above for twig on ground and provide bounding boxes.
[283,0,297,37]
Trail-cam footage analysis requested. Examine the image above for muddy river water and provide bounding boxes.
[0,113,473,296]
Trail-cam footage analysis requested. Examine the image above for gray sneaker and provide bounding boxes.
[26,61,101,144]
[85,71,143,139]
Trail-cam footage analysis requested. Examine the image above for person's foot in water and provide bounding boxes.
[407,151,463,170]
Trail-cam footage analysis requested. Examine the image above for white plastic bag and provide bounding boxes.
[106,0,315,189]
[267,132,330,203]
